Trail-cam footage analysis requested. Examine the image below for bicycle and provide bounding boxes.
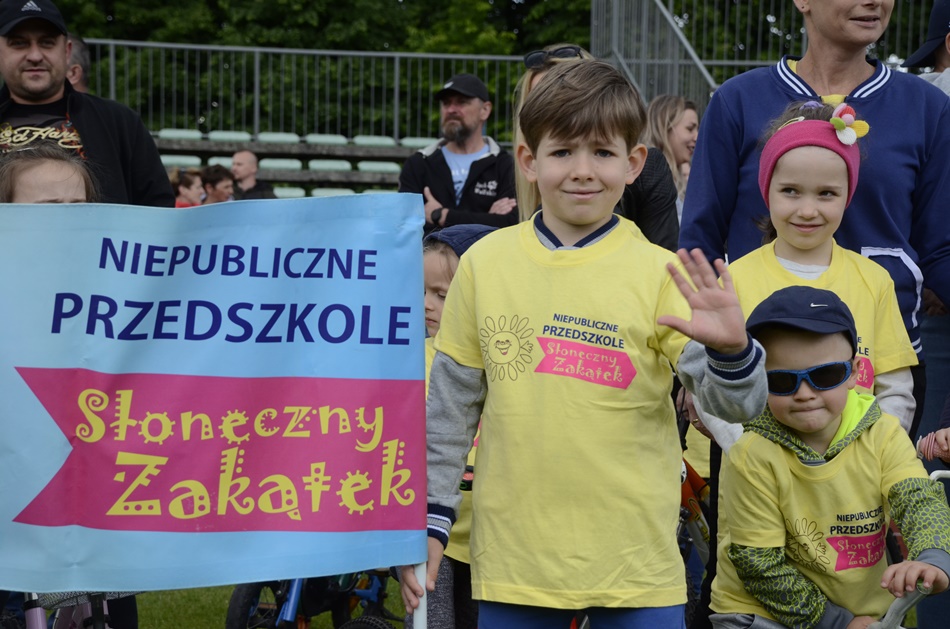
[18,591,137,629]
[225,569,401,629]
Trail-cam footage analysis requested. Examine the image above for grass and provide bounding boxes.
[137,578,405,629]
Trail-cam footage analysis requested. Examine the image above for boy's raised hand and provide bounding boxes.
[658,248,748,355]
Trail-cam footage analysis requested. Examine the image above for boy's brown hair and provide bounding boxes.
[518,60,646,154]
[201,164,234,188]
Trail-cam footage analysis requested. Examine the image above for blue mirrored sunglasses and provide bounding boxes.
[766,361,852,396]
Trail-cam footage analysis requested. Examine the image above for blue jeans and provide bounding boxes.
[916,312,950,629]
[478,600,686,629]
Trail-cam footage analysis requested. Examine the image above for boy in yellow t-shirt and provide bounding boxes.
[711,286,950,629]
[400,60,769,628]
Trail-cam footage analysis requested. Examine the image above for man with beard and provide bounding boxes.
[0,0,173,207]
[399,73,517,233]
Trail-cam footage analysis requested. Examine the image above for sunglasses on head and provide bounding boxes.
[766,361,852,396]
[523,46,583,70]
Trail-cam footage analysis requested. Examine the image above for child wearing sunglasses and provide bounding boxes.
[710,285,950,629]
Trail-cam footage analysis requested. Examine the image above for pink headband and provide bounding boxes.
[758,119,861,209]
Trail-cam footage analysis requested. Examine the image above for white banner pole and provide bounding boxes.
[412,562,427,629]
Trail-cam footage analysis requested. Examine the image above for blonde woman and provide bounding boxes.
[642,95,699,222]
[511,44,679,250]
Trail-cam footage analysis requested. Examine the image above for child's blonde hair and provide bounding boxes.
[422,239,459,274]
[0,141,98,203]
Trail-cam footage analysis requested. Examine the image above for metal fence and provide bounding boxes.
[85,40,524,142]
[84,3,935,137]
[592,0,935,110]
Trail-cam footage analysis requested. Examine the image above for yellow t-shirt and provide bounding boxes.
[684,425,711,478]
[435,218,691,608]
[729,241,917,390]
[713,393,928,619]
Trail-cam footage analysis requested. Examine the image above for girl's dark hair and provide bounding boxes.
[756,101,838,243]
[0,141,98,203]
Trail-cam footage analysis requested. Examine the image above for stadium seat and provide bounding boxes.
[310,188,356,197]
[208,156,233,168]
[208,130,252,142]
[363,188,396,194]
[273,187,306,199]
[356,160,402,174]
[160,154,202,168]
[304,133,348,146]
[256,132,301,144]
[158,128,202,141]
[308,159,352,172]
[259,158,303,170]
[352,135,397,147]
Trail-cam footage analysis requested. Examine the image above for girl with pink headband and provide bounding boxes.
[692,102,918,454]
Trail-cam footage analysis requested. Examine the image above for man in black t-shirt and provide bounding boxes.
[0,0,173,207]
[231,149,276,200]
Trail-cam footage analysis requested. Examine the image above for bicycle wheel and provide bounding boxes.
[225,582,286,629]
[337,616,394,629]
[684,565,699,627]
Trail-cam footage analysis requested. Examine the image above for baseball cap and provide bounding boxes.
[0,0,67,37]
[903,0,950,68]
[746,286,857,355]
[436,74,490,102]
[424,224,496,258]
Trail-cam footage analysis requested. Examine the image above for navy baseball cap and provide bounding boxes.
[746,286,857,354]
[424,224,496,258]
[903,0,950,68]
[436,74,490,102]
[0,0,68,37]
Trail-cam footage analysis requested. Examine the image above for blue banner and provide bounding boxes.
[0,194,427,592]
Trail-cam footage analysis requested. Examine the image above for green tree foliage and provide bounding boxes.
[515,0,591,52]
[54,0,590,54]
[404,0,516,54]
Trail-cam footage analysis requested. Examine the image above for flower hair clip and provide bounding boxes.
[830,104,869,146]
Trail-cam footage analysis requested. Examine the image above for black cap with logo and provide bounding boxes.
[0,0,68,37]
[435,74,490,102]
[746,286,858,355]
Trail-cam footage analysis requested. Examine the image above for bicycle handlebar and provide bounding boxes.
[866,471,950,629]
[867,581,933,629]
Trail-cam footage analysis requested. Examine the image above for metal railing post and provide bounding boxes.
[253,50,261,136]
[393,56,401,142]
[108,42,116,102]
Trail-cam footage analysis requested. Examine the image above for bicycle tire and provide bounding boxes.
[684,565,700,627]
[225,581,287,629]
[337,616,395,629]
[330,597,353,629]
